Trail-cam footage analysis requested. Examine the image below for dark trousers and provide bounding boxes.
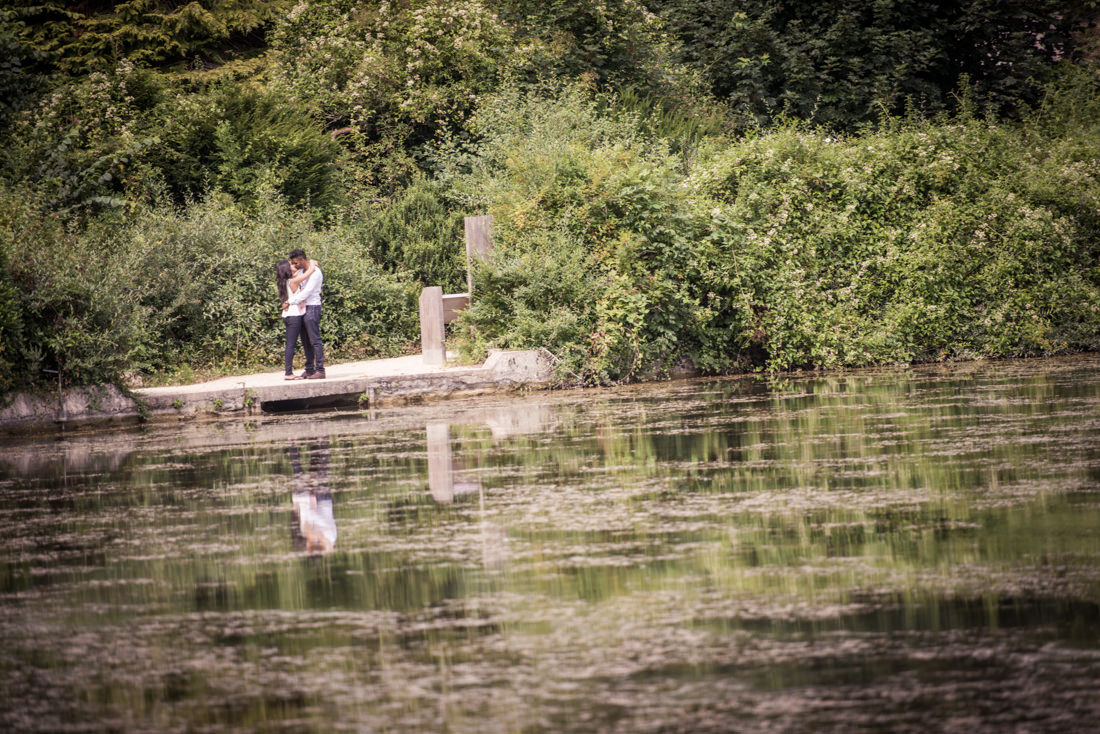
[303,304,324,373]
[284,315,310,375]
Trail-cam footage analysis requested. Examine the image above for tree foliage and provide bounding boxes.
[0,0,1098,393]
[6,0,289,73]
[442,77,1100,381]
[650,0,1092,129]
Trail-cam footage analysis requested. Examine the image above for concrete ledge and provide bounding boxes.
[0,384,142,433]
[0,349,556,435]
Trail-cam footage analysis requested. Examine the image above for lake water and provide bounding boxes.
[2,356,1099,733]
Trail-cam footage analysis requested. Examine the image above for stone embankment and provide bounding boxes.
[0,350,554,435]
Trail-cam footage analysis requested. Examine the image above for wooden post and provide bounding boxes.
[418,216,492,365]
[419,286,445,366]
[441,293,471,323]
[463,215,494,295]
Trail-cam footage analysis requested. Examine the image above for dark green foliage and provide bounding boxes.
[7,0,289,73]
[6,63,342,213]
[0,241,25,395]
[651,0,1086,130]
[359,178,467,292]
[4,61,163,213]
[0,185,155,389]
[699,118,1100,369]
[269,0,518,197]
[493,0,677,90]
[146,85,344,210]
[0,9,50,131]
[441,85,747,382]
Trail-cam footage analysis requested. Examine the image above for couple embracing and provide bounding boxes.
[276,248,325,380]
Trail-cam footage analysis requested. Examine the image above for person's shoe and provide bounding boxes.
[306,370,326,380]
[284,373,304,381]
[298,371,315,379]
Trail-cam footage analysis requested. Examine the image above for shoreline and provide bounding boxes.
[3,350,1097,438]
[0,349,555,436]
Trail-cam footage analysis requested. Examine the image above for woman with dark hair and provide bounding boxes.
[277,258,316,380]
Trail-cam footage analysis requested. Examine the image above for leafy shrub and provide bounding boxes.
[269,0,516,196]
[0,231,26,395]
[0,184,156,390]
[356,177,467,291]
[5,59,342,214]
[0,184,420,394]
[5,60,162,213]
[0,8,49,132]
[145,84,344,211]
[441,77,1100,382]
[651,0,1086,130]
[6,0,289,74]
[692,105,1100,368]
[495,0,688,92]
[439,84,737,382]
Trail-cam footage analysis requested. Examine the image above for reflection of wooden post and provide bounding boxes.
[463,215,493,294]
[426,422,454,503]
[419,286,445,366]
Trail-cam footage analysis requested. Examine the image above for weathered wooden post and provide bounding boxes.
[463,215,493,294]
[419,286,445,366]
[419,215,494,365]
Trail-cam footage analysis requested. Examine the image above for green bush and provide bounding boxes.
[0,184,156,389]
[495,0,689,92]
[143,84,344,211]
[5,59,342,214]
[269,0,517,197]
[356,177,467,291]
[0,8,49,132]
[4,60,162,213]
[0,184,420,393]
[692,106,1100,368]
[439,84,735,382]
[441,78,1100,382]
[5,0,289,74]
[651,0,1085,130]
[0,233,26,395]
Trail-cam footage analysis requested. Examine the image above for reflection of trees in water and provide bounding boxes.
[290,440,335,554]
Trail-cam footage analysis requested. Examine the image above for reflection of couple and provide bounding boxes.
[276,248,325,380]
[289,441,336,554]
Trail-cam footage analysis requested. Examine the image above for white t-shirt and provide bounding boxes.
[282,299,304,319]
[282,279,305,318]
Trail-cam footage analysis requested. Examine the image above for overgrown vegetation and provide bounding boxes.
[439,74,1100,381]
[1,1,1098,394]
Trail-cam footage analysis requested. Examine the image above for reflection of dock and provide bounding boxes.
[426,405,557,503]
[0,393,563,478]
[424,403,557,569]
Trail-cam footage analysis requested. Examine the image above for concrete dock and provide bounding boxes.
[0,349,555,434]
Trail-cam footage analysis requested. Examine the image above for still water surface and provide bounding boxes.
[2,356,1099,732]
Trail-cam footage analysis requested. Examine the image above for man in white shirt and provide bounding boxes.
[285,248,325,379]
